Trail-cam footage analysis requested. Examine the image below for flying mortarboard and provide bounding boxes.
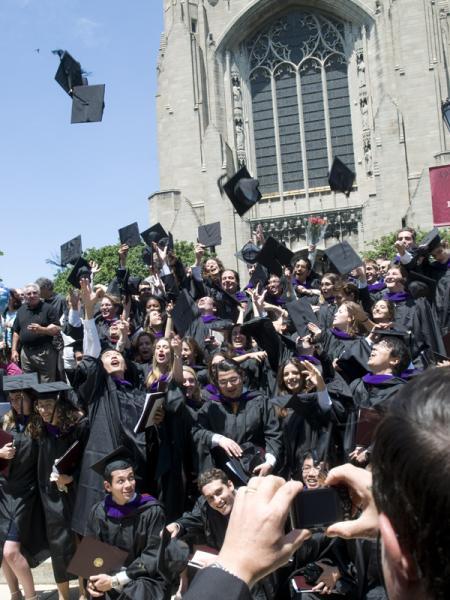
[220,166,262,217]
[90,446,134,479]
[324,241,362,275]
[118,222,141,248]
[236,241,260,264]
[328,157,355,196]
[248,263,268,289]
[416,228,441,255]
[198,222,222,248]
[60,235,82,267]
[142,246,153,266]
[172,290,198,337]
[54,51,85,95]
[285,298,319,337]
[256,237,294,277]
[2,373,39,392]
[71,84,105,124]
[66,257,92,289]
[140,223,168,247]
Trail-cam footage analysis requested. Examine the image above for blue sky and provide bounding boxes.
[0,0,163,287]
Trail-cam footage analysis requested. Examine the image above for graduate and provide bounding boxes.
[0,374,47,600]
[86,448,172,600]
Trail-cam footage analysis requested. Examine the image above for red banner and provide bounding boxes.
[429,165,450,226]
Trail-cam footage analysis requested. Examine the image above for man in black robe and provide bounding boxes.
[86,448,169,600]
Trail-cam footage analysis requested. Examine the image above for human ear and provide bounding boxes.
[379,513,420,583]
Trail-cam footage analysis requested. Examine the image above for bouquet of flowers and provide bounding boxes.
[306,216,328,246]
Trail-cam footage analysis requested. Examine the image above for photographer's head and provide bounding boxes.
[372,367,450,600]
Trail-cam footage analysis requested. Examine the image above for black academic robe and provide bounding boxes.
[0,420,49,568]
[316,300,337,331]
[146,385,197,521]
[193,391,283,473]
[344,376,406,457]
[184,567,251,600]
[86,496,168,600]
[37,417,89,583]
[435,270,450,338]
[320,330,361,363]
[71,357,149,536]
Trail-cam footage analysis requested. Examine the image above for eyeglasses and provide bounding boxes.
[218,376,241,387]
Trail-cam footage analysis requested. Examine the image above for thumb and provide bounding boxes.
[326,518,370,540]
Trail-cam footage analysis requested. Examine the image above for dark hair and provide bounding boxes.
[221,269,240,288]
[276,358,306,394]
[376,336,410,375]
[294,256,312,271]
[372,298,395,321]
[35,277,53,291]
[212,358,243,387]
[31,400,82,439]
[229,325,252,352]
[372,367,450,600]
[335,281,359,303]
[182,336,204,365]
[132,331,155,362]
[198,468,229,492]
[364,259,379,269]
[145,295,165,311]
[8,289,22,310]
[396,226,416,241]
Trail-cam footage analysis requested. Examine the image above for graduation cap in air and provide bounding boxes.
[236,241,260,264]
[53,50,105,124]
[328,157,355,196]
[142,246,153,266]
[172,289,198,337]
[71,84,105,124]
[220,166,262,217]
[256,237,294,277]
[285,298,319,337]
[416,228,441,256]
[198,222,222,248]
[61,235,82,267]
[54,50,85,94]
[324,241,362,275]
[248,263,268,289]
[118,222,141,248]
[90,446,134,479]
[67,257,92,289]
[141,223,168,248]
[2,373,39,392]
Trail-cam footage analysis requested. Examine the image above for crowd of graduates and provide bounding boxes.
[0,222,449,600]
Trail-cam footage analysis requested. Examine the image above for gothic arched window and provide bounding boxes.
[246,10,355,195]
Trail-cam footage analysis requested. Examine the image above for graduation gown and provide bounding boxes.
[86,495,168,600]
[193,391,283,473]
[71,356,149,535]
[37,417,89,582]
[0,420,49,568]
[344,375,406,457]
[435,270,450,338]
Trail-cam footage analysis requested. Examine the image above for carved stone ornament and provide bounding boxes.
[207,0,220,6]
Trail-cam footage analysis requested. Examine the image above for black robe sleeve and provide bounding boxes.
[184,567,252,600]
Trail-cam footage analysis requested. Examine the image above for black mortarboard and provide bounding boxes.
[325,241,362,275]
[126,276,142,296]
[140,223,168,247]
[90,446,134,479]
[236,241,260,264]
[198,222,221,248]
[30,381,72,398]
[256,237,294,277]
[61,235,82,267]
[54,51,84,95]
[417,228,441,255]
[221,166,262,217]
[3,373,39,392]
[67,257,91,289]
[71,84,105,124]
[285,298,319,337]
[118,222,141,248]
[407,271,437,300]
[248,264,268,289]
[328,156,355,195]
[172,290,198,336]
[371,328,411,340]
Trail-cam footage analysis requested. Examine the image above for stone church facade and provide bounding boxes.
[149,0,450,273]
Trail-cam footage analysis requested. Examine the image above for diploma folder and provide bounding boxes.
[67,536,128,579]
[54,440,82,475]
[355,408,381,448]
[0,429,14,476]
[133,392,166,434]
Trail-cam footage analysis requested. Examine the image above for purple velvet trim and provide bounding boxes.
[400,368,420,379]
[149,373,169,393]
[368,281,386,293]
[205,383,220,400]
[112,377,133,387]
[274,296,286,305]
[201,315,217,324]
[233,348,246,356]
[325,296,335,304]
[330,328,354,340]
[292,278,311,289]
[295,354,321,366]
[362,373,394,385]
[154,331,163,338]
[45,422,61,437]
[383,291,411,303]
[104,493,156,519]
[235,291,248,302]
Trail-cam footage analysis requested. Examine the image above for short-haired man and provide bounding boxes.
[35,277,67,319]
[86,449,170,599]
[11,283,61,381]
[394,227,417,266]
